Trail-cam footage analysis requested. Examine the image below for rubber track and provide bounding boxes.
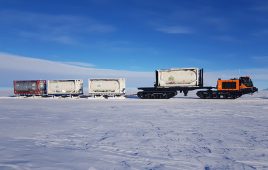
[137,91,177,99]
[196,90,241,99]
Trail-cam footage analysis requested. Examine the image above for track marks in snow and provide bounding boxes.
[0,96,268,169]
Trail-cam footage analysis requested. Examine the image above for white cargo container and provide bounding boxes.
[47,80,83,96]
[88,78,126,97]
[156,68,202,87]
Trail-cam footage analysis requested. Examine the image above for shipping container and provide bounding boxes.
[14,80,46,96]
[156,68,203,87]
[47,80,83,96]
[88,78,126,97]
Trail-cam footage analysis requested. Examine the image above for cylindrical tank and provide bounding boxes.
[156,68,202,87]
[47,80,83,95]
[88,78,126,96]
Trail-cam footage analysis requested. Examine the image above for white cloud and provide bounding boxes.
[204,17,231,32]
[19,32,77,45]
[252,30,268,37]
[251,4,268,12]
[0,52,267,90]
[251,56,268,63]
[213,35,238,42]
[86,24,116,33]
[0,52,154,88]
[0,10,116,44]
[156,26,193,34]
[63,62,96,68]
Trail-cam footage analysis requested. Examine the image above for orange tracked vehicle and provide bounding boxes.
[196,76,258,99]
[137,68,258,99]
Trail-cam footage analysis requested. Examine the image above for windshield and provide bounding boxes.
[240,77,253,87]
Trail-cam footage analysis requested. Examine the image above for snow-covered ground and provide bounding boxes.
[0,92,268,170]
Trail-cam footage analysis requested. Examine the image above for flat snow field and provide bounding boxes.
[0,93,268,170]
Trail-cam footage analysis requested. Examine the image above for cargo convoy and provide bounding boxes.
[13,68,257,99]
[137,68,258,99]
[13,78,126,98]
[14,80,83,97]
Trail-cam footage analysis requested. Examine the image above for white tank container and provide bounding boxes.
[88,78,126,96]
[156,68,201,87]
[47,80,83,95]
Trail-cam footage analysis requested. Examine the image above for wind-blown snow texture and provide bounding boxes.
[0,93,268,170]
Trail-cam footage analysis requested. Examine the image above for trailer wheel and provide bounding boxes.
[183,90,188,96]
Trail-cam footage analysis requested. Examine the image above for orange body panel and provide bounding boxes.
[217,79,240,91]
[240,84,248,89]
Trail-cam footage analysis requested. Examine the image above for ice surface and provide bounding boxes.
[0,92,267,170]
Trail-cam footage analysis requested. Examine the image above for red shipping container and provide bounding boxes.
[14,80,46,96]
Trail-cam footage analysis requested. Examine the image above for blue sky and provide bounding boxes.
[0,0,268,88]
